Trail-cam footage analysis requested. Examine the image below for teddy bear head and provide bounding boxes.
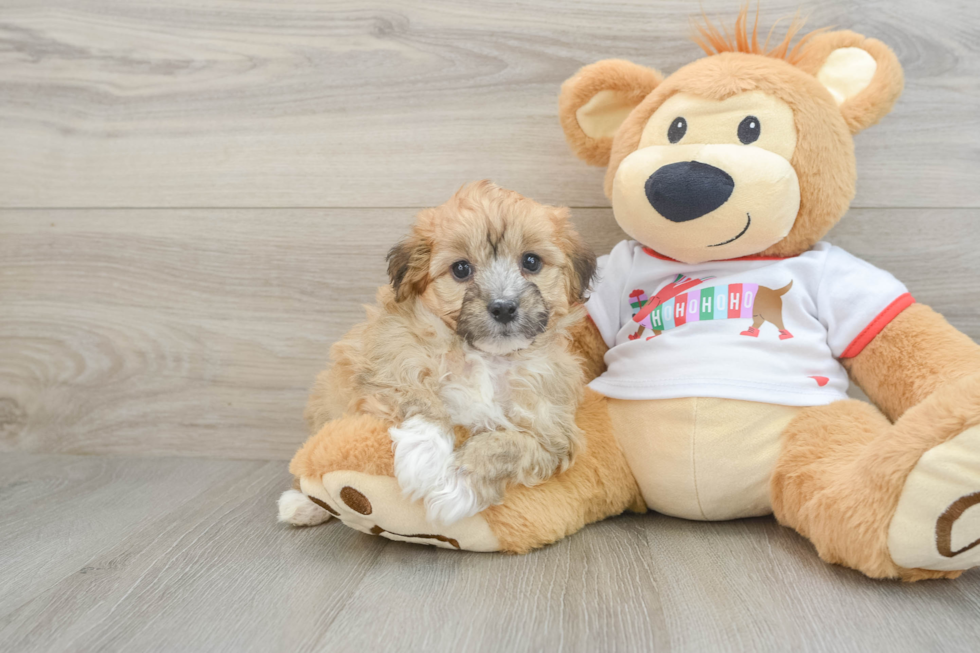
[559,10,904,263]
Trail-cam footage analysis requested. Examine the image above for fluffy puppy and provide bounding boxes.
[302,181,597,525]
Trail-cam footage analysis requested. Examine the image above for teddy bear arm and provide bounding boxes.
[289,413,395,481]
[843,302,980,422]
[284,393,640,553]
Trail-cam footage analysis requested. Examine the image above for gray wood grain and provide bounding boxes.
[2,207,976,460]
[0,0,977,209]
[0,453,267,616]
[0,453,977,653]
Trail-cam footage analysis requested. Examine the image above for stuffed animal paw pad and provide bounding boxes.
[301,470,501,552]
[888,425,980,571]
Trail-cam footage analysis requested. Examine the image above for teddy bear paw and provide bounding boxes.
[292,470,500,551]
[888,424,980,572]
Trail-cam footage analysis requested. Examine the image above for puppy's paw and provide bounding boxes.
[390,416,455,502]
[277,489,333,526]
[424,469,487,526]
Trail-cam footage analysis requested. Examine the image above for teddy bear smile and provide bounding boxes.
[707,213,751,248]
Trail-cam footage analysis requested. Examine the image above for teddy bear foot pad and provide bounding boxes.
[888,425,980,571]
[296,471,501,552]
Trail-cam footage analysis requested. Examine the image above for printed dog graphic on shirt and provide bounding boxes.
[629,275,794,340]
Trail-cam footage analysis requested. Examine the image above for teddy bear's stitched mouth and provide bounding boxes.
[707,213,751,248]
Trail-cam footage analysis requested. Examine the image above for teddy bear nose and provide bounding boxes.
[644,161,735,222]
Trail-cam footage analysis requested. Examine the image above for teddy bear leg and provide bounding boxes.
[770,400,904,578]
[881,374,980,577]
[771,389,980,581]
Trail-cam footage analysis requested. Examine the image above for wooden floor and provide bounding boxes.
[2,452,979,653]
[2,1,980,651]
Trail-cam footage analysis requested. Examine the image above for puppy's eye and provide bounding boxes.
[667,117,687,144]
[450,260,472,281]
[521,253,542,273]
[738,116,760,144]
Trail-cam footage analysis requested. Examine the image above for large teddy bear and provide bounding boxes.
[283,13,980,581]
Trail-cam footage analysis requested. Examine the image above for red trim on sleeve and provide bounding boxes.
[839,293,915,359]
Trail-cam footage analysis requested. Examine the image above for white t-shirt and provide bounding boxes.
[586,241,914,406]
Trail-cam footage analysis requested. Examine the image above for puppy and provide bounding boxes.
[301,181,597,525]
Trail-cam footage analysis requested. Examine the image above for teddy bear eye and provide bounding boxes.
[667,117,687,143]
[738,115,761,144]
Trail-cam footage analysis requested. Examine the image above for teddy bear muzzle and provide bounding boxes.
[612,143,800,264]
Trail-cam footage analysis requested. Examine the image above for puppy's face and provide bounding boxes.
[387,182,596,355]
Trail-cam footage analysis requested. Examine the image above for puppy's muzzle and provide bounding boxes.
[644,161,734,222]
[488,299,518,325]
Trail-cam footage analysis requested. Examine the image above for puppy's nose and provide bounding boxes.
[488,299,518,324]
[645,161,734,222]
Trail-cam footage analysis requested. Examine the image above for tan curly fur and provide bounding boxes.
[304,182,598,512]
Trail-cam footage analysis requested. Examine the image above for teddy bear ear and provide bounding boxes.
[794,30,904,134]
[559,59,663,166]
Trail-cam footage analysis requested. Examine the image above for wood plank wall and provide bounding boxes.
[1,0,978,460]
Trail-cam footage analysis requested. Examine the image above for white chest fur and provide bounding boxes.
[439,349,529,433]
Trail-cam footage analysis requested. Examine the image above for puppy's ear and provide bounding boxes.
[387,232,431,302]
[552,208,597,303]
[568,238,598,303]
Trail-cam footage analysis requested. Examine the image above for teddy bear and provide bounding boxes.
[280,10,980,581]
